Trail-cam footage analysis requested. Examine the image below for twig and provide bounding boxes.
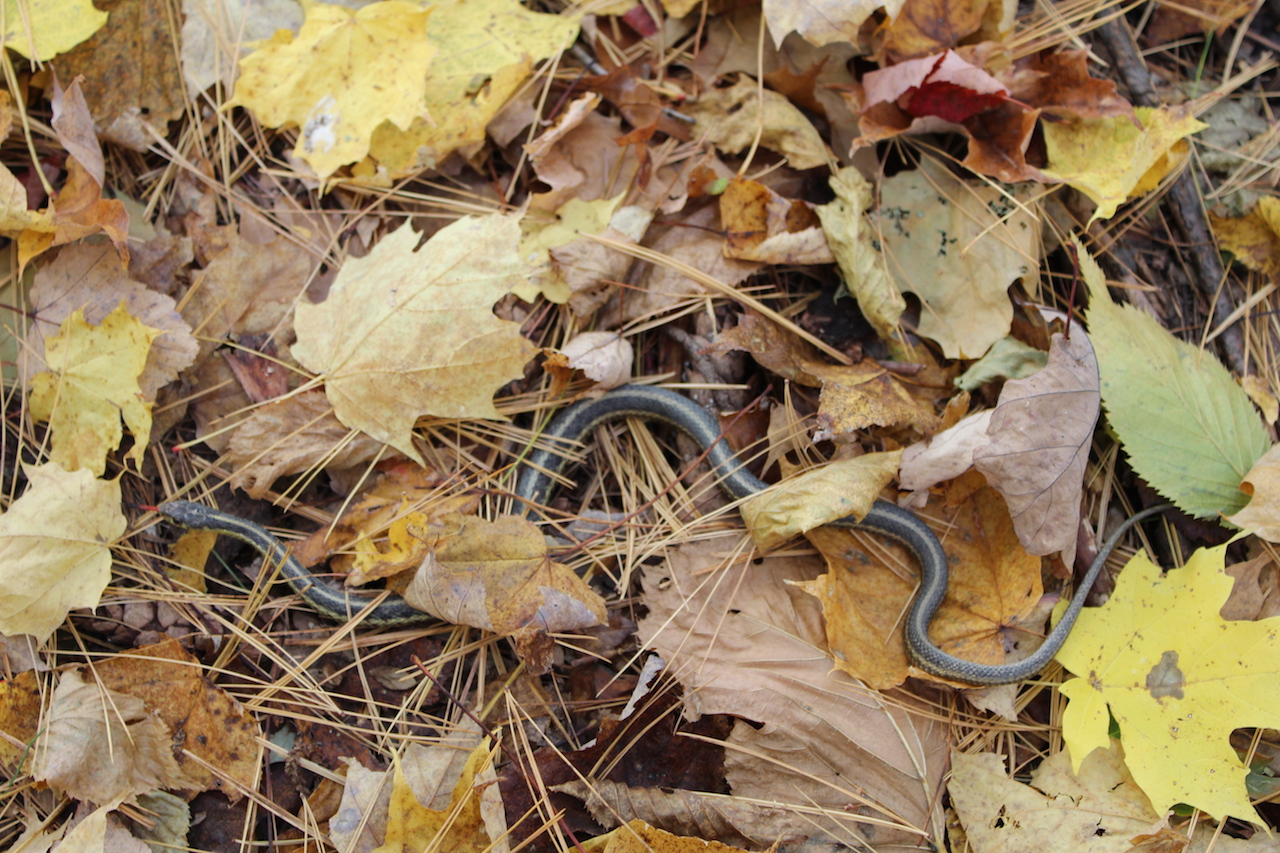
[1093,17,1248,375]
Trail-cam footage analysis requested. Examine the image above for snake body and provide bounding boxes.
[159,384,1168,685]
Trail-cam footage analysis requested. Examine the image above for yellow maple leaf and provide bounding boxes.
[1,0,108,61]
[1210,196,1280,277]
[230,0,435,180]
[367,0,579,175]
[28,303,161,475]
[0,463,124,641]
[291,215,537,464]
[1057,543,1280,822]
[1043,105,1208,222]
[378,739,497,852]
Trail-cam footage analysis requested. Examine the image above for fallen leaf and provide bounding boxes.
[22,241,197,402]
[367,0,579,175]
[588,820,753,853]
[0,672,43,768]
[950,745,1164,851]
[815,166,905,337]
[1226,443,1280,540]
[227,389,394,499]
[28,303,161,475]
[636,539,948,848]
[584,64,693,141]
[762,0,904,48]
[180,0,303,93]
[17,156,130,271]
[973,330,1100,561]
[404,515,607,674]
[0,465,123,640]
[1000,49,1134,122]
[686,75,828,170]
[862,50,1009,124]
[798,486,1042,688]
[92,639,262,802]
[740,451,901,549]
[1210,196,1280,276]
[954,335,1047,390]
[899,410,994,492]
[50,0,186,149]
[719,178,833,264]
[871,158,1040,358]
[712,313,938,434]
[291,216,538,465]
[50,75,104,187]
[879,0,988,63]
[1057,542,1280,823]
[180,227,317,363]
[1080,235,1270,518]
[229,0,436,180]
[377,740,502,853]
[1241,374,1279,425]
[517,193,622,302]
[0,0,107,60]
[32,669,192,807]
[556,331,634,389]
[1043,105,1208,222]
[1147,0,1251,42]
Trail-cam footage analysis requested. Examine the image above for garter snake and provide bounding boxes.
[159,384,1170,686]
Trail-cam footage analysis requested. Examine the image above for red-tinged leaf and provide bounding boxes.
[904,80,1008,122]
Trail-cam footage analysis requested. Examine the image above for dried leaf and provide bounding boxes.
[28,304,161,475]
[291,216,537,464]
[740,452,901,550]
[0,465,123,641]
[404,516,607,674]
[686,76,828,170]
[973,330,1100,560]
[798,487,1042,688]
[719,178,833,264]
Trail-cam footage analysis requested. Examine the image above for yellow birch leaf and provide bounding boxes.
[291,216,537,464]
[28,302,161,476]
[1,0,108,61]
[0,463,124,641]
[740,451,901,550]
[368,0,579,174]
[1043,105,1208,222]
[1056,543,1280,823]
[229,0,435,180]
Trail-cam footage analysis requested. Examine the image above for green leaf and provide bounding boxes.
[1077,235,1269,518]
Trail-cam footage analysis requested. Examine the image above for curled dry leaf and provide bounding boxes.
[557,331,634,389]
[1226,443,1280,541]
[227,389,392,499]
[686,76,828,170]
[33,669,193,808]
[404,515,606,675]
[719,178,834,265]
[740,452,901,550]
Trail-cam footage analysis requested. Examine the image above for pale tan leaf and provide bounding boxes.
[637,539,947,849]
[0,465,124,641]
[32,670,192,807]
[973,330,1099,559]
[291,216,538,464]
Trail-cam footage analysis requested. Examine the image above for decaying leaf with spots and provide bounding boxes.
[1057,543,1280,823]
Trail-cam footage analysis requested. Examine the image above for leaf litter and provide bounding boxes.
[0,0,1279,851]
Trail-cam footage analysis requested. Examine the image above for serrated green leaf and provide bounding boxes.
[1077,235,1269,518]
